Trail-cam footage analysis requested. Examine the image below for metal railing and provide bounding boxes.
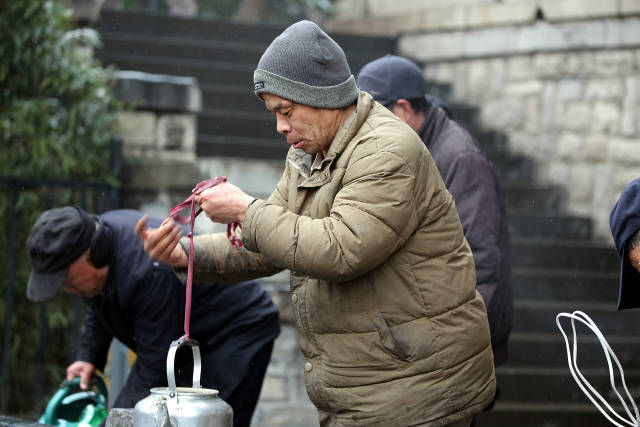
[0,140,123,415]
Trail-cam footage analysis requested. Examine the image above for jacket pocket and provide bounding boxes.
[366,308,409,363]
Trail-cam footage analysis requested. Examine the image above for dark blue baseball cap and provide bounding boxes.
[609,178,640,310]
[26,206,96,303]
[356,54,426,105]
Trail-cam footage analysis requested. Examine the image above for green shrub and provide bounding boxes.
[0,0,119,416]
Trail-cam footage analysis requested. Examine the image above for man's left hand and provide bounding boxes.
[195,182,255,224]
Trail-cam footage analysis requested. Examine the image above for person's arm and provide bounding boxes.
[241,149,421,282]
[444,152,502,303]
[75,302,113,375]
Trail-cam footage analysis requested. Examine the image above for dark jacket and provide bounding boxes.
[609,178,640,309]
[76,209,280,409]
[418,104,513,365]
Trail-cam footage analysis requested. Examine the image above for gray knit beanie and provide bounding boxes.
[253,20,359,109]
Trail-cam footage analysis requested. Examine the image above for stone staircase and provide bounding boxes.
[93,9,396,160]
[92,10,633,426]
[435,92,633,426]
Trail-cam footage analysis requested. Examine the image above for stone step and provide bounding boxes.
[508,210,593,239]
[95,10,397,55]
[512,301,637,336]
[493,366,640,405]
[512,268,619,303]
[489,151,537,182]
[196,134,284,159]
[512,237,619,271]
[474,402,632,427]
[100,33,265,66]
[504,181,567,211]
[506,332,640,369]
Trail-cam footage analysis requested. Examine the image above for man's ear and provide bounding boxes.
[392,99,415,122]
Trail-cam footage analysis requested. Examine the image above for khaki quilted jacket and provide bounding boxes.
[187,92,495,426]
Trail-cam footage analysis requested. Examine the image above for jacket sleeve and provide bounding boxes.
[243,149,421,282]
[443,151,502,304]
[76,302,113,372]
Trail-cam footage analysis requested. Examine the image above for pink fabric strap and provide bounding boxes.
[169,176,242,339]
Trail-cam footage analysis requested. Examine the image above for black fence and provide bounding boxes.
[0,141,123,416]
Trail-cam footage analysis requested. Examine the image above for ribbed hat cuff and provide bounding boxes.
[254,69,359,109]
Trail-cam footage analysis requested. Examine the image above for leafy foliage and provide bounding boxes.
[0,0,119,416]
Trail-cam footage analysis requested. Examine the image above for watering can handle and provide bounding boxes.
[167,336,201,396]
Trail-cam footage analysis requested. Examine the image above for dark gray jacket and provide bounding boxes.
[418,104,513,365]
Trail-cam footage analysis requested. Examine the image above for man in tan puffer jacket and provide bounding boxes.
[137,20,495,427]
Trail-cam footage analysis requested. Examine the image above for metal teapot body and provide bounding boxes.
[134,338,233,427]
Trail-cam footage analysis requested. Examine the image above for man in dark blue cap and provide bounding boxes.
[357,54,513,369]
[26,207,280,427]
[610,178,640,308]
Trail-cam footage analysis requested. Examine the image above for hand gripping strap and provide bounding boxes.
[169,177,242,339]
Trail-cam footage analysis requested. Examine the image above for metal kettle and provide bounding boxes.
[134,337,233,427]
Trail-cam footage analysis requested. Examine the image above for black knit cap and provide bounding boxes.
[253,20,359,108]
[609,178,640,310]
[26,206,96,303]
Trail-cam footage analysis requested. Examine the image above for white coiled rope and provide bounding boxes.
[556,310,639,427]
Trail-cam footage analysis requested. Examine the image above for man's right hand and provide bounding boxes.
[66,361,96,390]
[135,215,188,267]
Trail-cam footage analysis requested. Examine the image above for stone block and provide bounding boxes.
[504,81,543,97]
[540,0,617,20]
[417,5,466,31]
[480,98,525,131]
[541,82,558,132]
[507,56,535,82]
[593,50,635,76]
[105,408,134,427]
[117,111,156,147]
[557,132,583,161]
[562,101,592,131]
[260,375,288,401]
[399,32,464,62]
[524,96,541,133]
[568,163,594,207]
[115,71,201,113]
[591,101,620,133]
[466,2,537,28]
[532,52,565,77]
[555,79,583,101]
[621,0,640,14]
[157,114,196,153]
[466,59,490,99]
[464,27,520,57]
[609,137,640,166]
[583,133,610,162]
[584,78,624,100]
[605,18,640,47]
[621,76,640,136]
[253,404,319,427]
[124,158,202,192]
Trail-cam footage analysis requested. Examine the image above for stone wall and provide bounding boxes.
[327,0,640,240]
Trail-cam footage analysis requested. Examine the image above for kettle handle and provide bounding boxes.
[166,336,202,396]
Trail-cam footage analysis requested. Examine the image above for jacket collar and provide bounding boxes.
[417,103,448,150]
[288,91,374,178]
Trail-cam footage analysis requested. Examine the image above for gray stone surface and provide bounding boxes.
[115,71,201,113]
[0,416,46,427]
[105,408,134,427]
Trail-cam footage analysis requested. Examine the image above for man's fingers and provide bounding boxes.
[134,215,149,238]
[146,222,181,260]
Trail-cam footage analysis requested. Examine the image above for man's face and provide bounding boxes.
[62,251,107,298]
[262,93,341,156]
[628,246,640,274]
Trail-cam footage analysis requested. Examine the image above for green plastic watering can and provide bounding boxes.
[39,375,108,427]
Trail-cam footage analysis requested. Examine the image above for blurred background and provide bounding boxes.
[1,0,639,426]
